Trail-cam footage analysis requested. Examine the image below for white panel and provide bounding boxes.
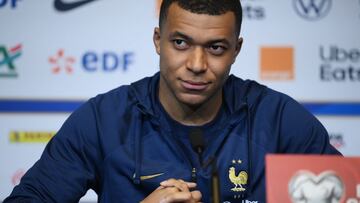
[0,113,69,200]
[317,116,360,156]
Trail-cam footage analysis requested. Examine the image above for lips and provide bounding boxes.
[181,80,209,91]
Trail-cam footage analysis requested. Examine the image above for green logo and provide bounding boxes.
[0,44,22,77]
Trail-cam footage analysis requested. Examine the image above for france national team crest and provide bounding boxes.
[228,159,248,192]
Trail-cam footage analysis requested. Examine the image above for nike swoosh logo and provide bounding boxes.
[140,173,164,181]
[54,0,98,12]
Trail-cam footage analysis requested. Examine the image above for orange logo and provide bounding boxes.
[260,47,294,80]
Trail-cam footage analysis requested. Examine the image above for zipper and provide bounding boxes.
[158,125,196,182]
[191,167,197,182]
[155,116,205,185]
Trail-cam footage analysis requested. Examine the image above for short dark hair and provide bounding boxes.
[159,0,243,37]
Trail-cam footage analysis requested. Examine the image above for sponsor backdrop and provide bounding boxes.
[0,0,359,201]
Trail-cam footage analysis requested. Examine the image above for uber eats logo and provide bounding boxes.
[241,0,266,20]
[320,46,360,82]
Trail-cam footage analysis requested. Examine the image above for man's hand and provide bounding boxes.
[141,179,202,203]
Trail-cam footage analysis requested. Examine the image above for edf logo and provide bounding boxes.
[0,0,22,9]
[293,0,332,21]
[82,51,134,72]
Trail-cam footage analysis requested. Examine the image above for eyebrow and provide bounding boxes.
[169,31,194,42]
[169,31,231,47]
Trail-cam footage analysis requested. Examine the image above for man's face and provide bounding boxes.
[154,3,242,107]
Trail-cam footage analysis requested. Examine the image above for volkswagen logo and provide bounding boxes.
[293,0,332,21]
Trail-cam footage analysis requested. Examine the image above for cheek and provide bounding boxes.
[159,56,181,83]
[214,69,231,88]
[208,58,233,79]
[160,51,186,74]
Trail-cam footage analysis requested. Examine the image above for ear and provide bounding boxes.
[232,37,243,64]
[153,27,161,55]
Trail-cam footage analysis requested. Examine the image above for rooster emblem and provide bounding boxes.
[229,167,248,192]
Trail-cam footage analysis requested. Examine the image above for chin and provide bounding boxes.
[179,94,207,107]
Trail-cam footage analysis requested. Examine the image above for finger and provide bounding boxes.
[155,185,165,190]
[161,179,197,190]
[190,190,202,201]
[179,179,197,188]
[160,178,179,186]
[162,190,192,202]
[160,178,176,186]
[160,179,190,192]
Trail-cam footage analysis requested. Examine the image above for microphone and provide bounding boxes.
[211,158,221,203]
[188,128,220,203]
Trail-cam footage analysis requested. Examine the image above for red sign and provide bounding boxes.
[266,155,360,203]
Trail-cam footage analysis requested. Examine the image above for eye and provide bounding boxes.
[208,45,226,56]
[173,39,189,50]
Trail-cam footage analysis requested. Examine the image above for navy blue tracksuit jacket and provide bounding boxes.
[5,72,341,202]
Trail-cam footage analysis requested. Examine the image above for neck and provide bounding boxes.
[158,77,222,126]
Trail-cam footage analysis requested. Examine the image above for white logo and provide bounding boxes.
[289,170,344,203]
[293,0,332,21]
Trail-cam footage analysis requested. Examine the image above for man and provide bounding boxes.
[5,0,341,202]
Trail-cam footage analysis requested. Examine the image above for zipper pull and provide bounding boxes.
[191,167,197,182]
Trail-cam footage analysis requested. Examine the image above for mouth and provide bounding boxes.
[181,80,210,91]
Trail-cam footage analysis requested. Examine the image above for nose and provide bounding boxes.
[186,47,207,74]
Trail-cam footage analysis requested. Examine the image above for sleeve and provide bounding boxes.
[4,100,102,203]
[279,97,341,155]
